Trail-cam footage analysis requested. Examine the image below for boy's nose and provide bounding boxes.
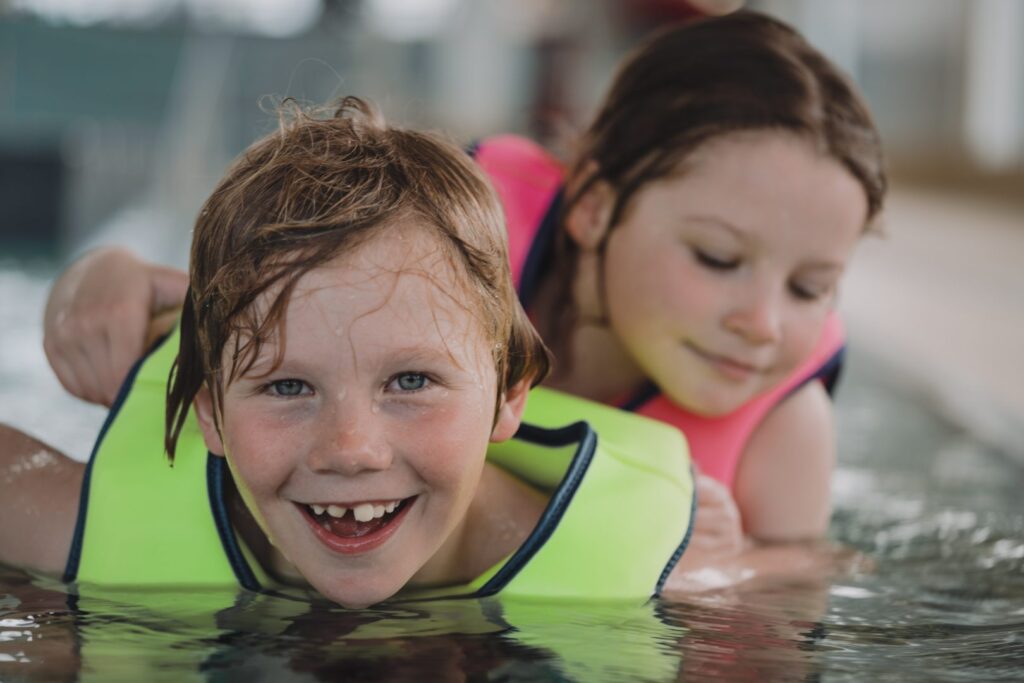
[724,286,782,345]
[307,402,393,475]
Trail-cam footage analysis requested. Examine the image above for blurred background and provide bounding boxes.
[0,0,1022,461]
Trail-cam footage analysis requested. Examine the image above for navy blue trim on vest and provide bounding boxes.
[785,346,846,399]
[63,341,160,583]
[474,420,597,598]
[207,455,263,592]
[619,380,661,413]
[516,189,564,310]
[654,463,698,597]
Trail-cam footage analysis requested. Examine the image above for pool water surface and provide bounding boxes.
[2,264,1022,681]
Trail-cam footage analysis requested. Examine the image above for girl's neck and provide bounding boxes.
[534,249,649,406]
[544,323,649,406]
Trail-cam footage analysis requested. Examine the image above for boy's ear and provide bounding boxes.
[490,379,531,443]
[565,164,615,251]
[193,385,226,457]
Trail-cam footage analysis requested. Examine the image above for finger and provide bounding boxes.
[48,354,85,401]
[73,338,115,407]
[100,323,144,406]
[45,325,104,405]
[149,265,189,313]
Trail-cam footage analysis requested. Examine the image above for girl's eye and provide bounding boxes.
[390,372,430,393]
[694,248,740,271]
[267,379,310,397]
[789,281,831,302]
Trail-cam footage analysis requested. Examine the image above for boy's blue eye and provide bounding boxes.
[392,373,429,392]
[694,249,740,271]
[269,379,308,397]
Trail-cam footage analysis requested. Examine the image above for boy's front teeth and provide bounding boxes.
[310,500,400,521]
[354,503,399,521]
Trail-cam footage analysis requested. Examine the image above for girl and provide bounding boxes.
[42,11,886,547]
[2,100,696,607]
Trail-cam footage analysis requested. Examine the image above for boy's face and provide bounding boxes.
[195,224,519,608]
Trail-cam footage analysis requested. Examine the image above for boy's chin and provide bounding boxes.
[313,575,405,610]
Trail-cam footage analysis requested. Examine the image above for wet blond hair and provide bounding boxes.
[166,97,550,458]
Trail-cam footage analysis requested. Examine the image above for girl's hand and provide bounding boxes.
[688,472,744,559]
[43,248,187,406]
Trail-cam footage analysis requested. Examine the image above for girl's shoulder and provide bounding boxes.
[472,135,565,283]
[472,135,564,192]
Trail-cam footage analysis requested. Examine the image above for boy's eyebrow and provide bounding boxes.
[237,343,471,377]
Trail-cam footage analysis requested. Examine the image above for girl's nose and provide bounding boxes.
[307,401,393,475]
[723,286,783,346]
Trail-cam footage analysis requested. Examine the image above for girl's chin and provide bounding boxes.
[664,386,754,417]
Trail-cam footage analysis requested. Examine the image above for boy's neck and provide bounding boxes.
[223,476,306,586]
[409,463,547,588]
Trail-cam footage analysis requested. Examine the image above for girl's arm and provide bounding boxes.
[0,424,84,575]
[733,381,835,542]
[43,248,188,406]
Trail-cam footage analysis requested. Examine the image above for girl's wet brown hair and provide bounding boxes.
[545,10,887,363]
[165,97,550,459]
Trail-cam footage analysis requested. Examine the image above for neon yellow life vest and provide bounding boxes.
[64,328,695,602]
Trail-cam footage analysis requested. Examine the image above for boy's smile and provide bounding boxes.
[193,223,520,608]
[298,496,415,554]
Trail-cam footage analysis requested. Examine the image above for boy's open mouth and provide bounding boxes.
[298,497,414,552]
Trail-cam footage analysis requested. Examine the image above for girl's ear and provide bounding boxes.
[490,379,531,443]
[565,163,615,251]
[193,385,226,457]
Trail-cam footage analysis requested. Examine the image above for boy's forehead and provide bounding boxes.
[284,225,484,338]
[298,224,461,296]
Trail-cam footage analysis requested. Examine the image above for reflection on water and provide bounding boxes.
[1,265,1022,681]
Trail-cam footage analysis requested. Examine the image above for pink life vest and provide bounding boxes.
[473,135,845,489]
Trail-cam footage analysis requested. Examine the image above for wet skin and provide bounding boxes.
[194,224,532,608]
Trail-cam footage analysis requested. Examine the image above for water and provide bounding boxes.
[2,264,1022,681]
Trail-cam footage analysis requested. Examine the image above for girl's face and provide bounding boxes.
[596,132,867,416]
[195,225,522,608]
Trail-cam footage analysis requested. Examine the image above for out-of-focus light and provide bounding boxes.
[184,0,323,38]
[10,0,323,37]
[365,0,461,42]
[10,0,170,26]
[964,0,1023,171]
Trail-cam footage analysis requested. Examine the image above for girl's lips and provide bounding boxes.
[297,496,415,555]
[684,342,763,380]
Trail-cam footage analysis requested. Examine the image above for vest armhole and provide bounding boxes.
[474,421,597,597]
[62,346,154,583]
[515,189,563,309]
[207,455,263,592]
[653,464,698,597]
